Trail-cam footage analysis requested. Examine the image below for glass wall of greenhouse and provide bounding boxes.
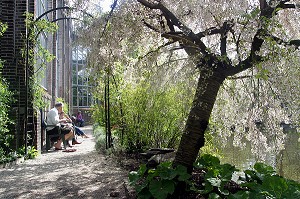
[72,46,94,109]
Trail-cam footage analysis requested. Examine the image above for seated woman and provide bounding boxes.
[71,116,89,138]
[60,112,89,140]
[76,111,85,127]
[59,112,83,145]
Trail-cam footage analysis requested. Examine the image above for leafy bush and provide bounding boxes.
[235,163,300,198]
[0,31,14,160]
[194,154,300,198]
[129,162,191,199]
[194,154,239,197]
[0,148,17,164]
[129,154,300,199]
[92,80,192,152]
[25,146,38,160]
[93,125,107,152]
[121,82,190,151]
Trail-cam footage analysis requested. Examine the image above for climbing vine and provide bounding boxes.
[23,12,58,110]
[0,21,15,164]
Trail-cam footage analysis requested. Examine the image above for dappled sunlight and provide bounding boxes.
[0,126,129,198]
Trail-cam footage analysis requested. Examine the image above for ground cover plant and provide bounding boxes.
[129,154,300,199]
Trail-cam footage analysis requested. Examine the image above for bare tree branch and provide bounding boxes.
[142,19,160,33]
[137,0,208,54]
[220,20,234,56]
[265,33,300,48]
[227,75,253,80]
[100,0,118,38]
[260,0,268,11]
[161,32,200,50]
[138,41,176,60]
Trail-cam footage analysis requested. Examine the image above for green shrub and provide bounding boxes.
[129,162,191,199]
[93,125,107,152]
[25,146,38,159]
[0,58,14,157]
[92,81,192,152]
[129,155,300,199]
[194,154,300,198]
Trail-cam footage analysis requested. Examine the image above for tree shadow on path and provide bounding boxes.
[0,126,129,199]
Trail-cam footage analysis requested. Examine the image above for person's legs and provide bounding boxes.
[47,127,62,149]
[54,139,62,149]
[82,133,89,138]
[78,120,84,127]
[72,137,81,145]
[74,126,84,136]
[64,130,74,140]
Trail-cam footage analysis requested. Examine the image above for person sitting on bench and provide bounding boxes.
[76,111,85,127]
[71,116,89,138]
[59,111,83,145]
[46,102,74,150]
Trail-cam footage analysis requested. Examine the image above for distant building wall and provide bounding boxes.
[0,0,35,149]
[0,0,73,152]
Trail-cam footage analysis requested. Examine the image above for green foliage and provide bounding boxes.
[201,126,223,158]
[237,162,300,198]
[0,145,38,164]
[15,145,38,160]
[0,150,17,164]
[255,63,270,80]
[24,12,58,110]
[25,146,38,160]
[195,154,238,197]
[31,78,49,109]
[0,22,7,36]
[0,22,14,162]
[93,125,107,152]
[194,154,300,198]
[92,78,192,152]
[128,155,300,198]
[129,162,191,199]
[56,97,69,113]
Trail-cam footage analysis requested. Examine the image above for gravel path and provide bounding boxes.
[0,126,129,199]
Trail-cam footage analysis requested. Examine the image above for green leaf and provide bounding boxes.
[149,179,175,199]
[244,169,261,183]
[261,175,287,198]
[138,164,148,176]
[250,7,260,18]
[207,177,221,187]
[254,162,275,176]
[196,154,220,169]
[201,182,214,194]
[158,169,177,180]
[158,161,172,169]
[175,165,191,181]
[157,162,177,180]
[136,181,149,194]
[208,192,221,199]
[128,171,140,185]
[228,191,250,199]
[206,169,218,179]
[219,163,237,181]
[137,188,152,199]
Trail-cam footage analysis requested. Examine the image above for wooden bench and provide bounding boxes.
[42,120,67,151]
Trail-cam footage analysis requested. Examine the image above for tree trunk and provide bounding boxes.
[174,69,225,172]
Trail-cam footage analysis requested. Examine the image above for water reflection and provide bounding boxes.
[218,124,300,182]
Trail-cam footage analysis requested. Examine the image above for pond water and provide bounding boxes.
[217,125,300,182]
